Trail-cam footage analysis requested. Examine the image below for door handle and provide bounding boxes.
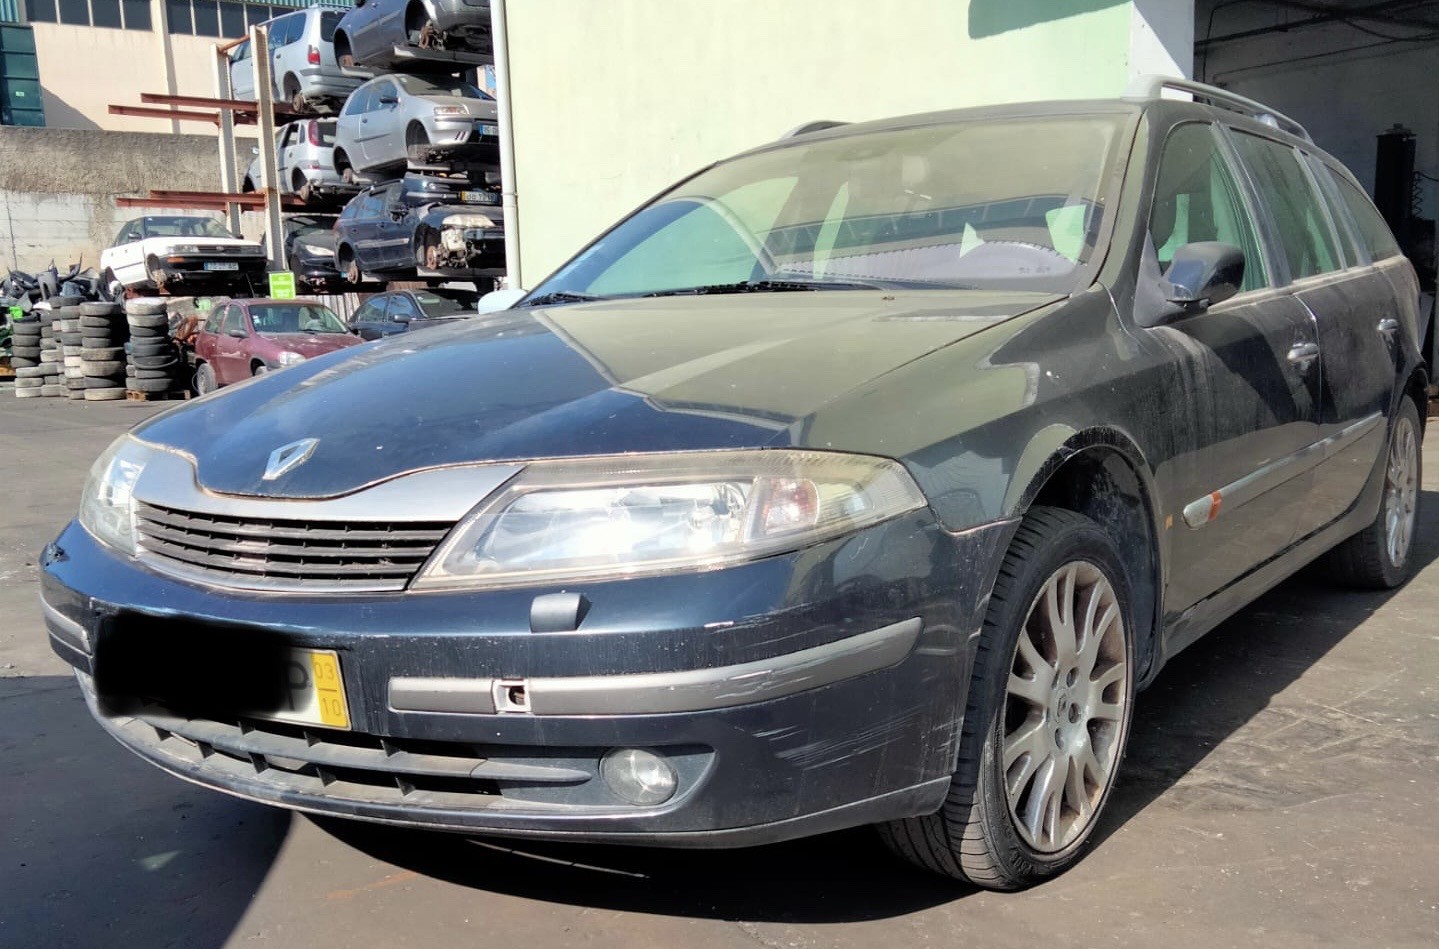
[1287,342,1320,367]
[1377,318,1400,337]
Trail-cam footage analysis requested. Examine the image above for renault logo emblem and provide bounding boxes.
[263,438,319,481]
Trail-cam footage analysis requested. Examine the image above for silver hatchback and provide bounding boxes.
[332,73,497,178]
[230,7,365,112]
[242,118,354,200]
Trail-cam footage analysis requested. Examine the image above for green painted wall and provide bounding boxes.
[505,0,1161,284]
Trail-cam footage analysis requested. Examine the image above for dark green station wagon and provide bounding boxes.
[44,76,1424,891]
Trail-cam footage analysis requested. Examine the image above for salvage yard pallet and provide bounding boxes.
[125,389,191,402]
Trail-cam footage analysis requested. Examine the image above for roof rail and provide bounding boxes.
[1125,74,1311,142]
[779,120,850,140]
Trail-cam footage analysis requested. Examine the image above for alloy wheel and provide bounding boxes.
[1384,414,1419,567]
[1002,561,1128,854]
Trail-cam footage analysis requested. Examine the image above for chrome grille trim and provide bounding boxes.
[134,501,453,593]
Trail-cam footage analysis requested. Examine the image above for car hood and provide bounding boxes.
[258,332,364,358]
[135,289,1059,498]
[144,236,261,251]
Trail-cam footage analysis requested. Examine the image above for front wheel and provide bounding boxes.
[194,362,217,395]
[1324,397,1423,588]
[881,506,1136,889]
[252,363,270,377]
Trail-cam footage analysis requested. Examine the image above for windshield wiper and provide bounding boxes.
[521,290,604,307]
[643,278,885,298]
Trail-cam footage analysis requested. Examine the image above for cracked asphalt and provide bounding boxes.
[1,395,1436,948]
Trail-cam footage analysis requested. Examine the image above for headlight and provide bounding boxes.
[443,213,495,228]
[300,243,333,256]
[79,435,153,556]
[412,450,926,590]
[278,351,306,367]
[169,244,199,255]
[432,106,467,117]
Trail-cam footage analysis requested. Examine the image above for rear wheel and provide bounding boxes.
[881,507,1135,889]
[1324,397,1423,589]
[285,77,306,114]
[193,362,217,395]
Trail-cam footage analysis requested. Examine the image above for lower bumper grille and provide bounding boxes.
[134,501,453,592]
[116,702,591,808]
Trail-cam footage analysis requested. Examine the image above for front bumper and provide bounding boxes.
[152,255,267,288]
[41,511,1014,846]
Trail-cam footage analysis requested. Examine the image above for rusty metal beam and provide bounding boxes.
[108,105,224,125]
[116,197,235,210]
[139,92,305,119]
[116,190,303,210]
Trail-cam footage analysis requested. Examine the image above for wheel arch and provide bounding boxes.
[1403,364,1429,433]
[333,30,351,59]
[1008,428,1163,682]
[406,0,436,33]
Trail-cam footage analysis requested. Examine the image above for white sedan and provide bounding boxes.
[101,216,268,295]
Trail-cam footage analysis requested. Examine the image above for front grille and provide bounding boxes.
[134,501,453,592]
[111,702,592,809]
[193,245,255,255]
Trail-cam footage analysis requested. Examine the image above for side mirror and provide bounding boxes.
[388,207,407,221]
[227,328,248,339]
[1165,242,1244,313]
[378,95,398,106]
[476,287,527,314]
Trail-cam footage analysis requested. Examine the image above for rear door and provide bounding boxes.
[1145,122,1321,613]
[373,183,409,270]
[1227,131,1394,539]
[266,14,303,97]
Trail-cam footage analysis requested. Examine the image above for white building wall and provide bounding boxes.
[503,0,1195,285]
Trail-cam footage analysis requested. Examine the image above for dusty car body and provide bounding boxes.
[332,74,498,179]
[229,8,363,113]
[278,214,344,289]
[44,79,1425,890]
[100,216,266,295]
[191,298,362,393]
[333,0,492,70]
[333,176,503,283]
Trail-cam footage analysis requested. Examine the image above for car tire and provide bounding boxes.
[127,312,169,329]
[14,387,41,398]
[252,363,270,376]
[124,300,168,316]
[342,252,361,286]
[81,360,126,376]
[1323,397,1423,589]
[40,384,65,397]
[880,506,1136,890]
[128,342,173,358]
[193,362,218,395]
[130,354,177,370]
[80,302,121,317]
[127,325,167,339]
[10,356,38,369]
[128,377,171,393]
[81,347,125,361]
[84,388,126,401]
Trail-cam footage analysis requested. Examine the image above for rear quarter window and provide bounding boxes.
[320,11,340,42]
[1328,169,1403,262]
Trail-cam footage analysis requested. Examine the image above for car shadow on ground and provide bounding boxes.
[0,675,291,949]
[317,491,1439,922]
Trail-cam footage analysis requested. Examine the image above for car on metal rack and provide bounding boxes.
[44,78,1427,891]
[242,119,359,204]
[276,214,344,289]
[348,287,481,339]
[332,175,503,284]
[333,0,492,71]
[100,216,267,296]
[229,7,365,113]
[332,73,498,180]
[191,297,363,393]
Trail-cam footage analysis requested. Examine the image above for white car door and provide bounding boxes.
[103,221,149,286]
[276,124,296,192]
[230,40,254,99]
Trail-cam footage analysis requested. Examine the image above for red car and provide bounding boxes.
[193,298,363,393]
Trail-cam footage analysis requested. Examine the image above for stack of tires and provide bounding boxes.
[10,313,43,399]
[37,300,71,397]
[124,300,178,397]
[58,301,88,401]
[75,301,130,402]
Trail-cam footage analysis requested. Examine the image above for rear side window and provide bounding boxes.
[1149,123,1267,292]
[1327,169,1403,262]
[320,11,341,41]
[1230,132,1340,280]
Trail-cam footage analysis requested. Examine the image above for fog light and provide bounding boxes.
[600,748,677,806]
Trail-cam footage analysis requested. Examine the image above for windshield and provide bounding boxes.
[250,304,347,334]
[142,217,235,239]
[529,115,1123,300]
[413,289,478,317]
[395,74,489,99]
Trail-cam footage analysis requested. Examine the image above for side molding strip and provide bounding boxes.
[1182,413,1383,529]
[389,617,923,717]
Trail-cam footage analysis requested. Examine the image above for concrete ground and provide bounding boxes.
[1,394,1435,949]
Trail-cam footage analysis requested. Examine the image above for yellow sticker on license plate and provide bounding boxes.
[252,648,350,730]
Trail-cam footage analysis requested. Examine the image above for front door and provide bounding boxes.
[1145,122,1321,614]
[213,304,251,384]
[349,295,390,339]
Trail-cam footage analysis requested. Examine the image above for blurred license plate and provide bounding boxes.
[251,648,350,730]
[477,123,499,137]
[203,261,239,271]
[461,190,499,205]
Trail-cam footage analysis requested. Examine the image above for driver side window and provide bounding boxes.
[222,306,248,336]
[1149,123,1267,293]
[352,298,386,324]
